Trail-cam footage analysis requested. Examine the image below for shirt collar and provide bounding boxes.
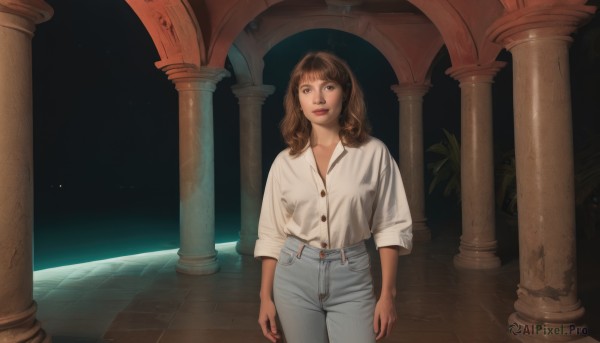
[301,140,347,175]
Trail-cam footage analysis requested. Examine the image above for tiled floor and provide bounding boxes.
[34,222,600,343]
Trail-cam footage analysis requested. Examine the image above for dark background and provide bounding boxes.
[31,0,600,269]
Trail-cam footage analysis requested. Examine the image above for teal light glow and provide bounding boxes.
[33,241,237,275]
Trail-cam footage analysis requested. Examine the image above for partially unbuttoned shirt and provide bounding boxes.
[254,136,413,260]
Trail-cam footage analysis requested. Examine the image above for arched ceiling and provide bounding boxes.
[352,0,423,13]
[265,0,423,13]
[229,0,444,86]
[237,7,442,85]
[127,0,593,84]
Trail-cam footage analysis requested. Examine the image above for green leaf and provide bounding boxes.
[426,129,461,202]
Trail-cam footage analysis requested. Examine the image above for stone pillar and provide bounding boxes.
[488,3,595,336]
[391,84,431,241]
[164,66,230,275]
[231,84,275,255]
[0,1,52,341]
[447,64,504,270]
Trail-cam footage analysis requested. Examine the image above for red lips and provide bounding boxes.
[312,109,329,115]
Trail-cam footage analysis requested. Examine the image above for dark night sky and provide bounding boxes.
[30,0,600,251]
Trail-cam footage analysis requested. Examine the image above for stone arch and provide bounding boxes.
[228,31,267,86]
[407,0,505,66]
[125,0,204,69]
[250,11,443,85]
[124,0,285,70]
[227,44,253,85]
[203,0,284,67]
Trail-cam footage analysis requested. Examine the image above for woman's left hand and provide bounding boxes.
[373,294,396,340]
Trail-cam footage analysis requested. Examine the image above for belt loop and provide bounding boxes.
[296,244,305,259]
[341,248,347,264]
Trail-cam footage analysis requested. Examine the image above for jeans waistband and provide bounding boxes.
[283,236,367,262]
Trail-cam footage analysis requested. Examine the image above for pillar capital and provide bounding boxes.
[446,61,506,84]
[163,65,230,91]
[0,0,52,36]
[390,83,430,101]
[0,0,52,24]
[231,84,275,105]
[487,3,595,51]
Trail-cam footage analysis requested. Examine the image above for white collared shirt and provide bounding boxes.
[254,136,413,260]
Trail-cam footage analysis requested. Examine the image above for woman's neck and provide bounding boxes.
[310,125,340,147]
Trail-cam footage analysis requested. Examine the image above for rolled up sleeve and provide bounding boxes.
[370,153,413,256]
[254,159,288,260]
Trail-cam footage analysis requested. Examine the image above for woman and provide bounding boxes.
[254,51,412,343]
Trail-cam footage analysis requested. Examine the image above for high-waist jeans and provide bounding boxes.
[274,236,376,343]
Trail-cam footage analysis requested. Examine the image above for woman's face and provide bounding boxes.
[298,78,344,130]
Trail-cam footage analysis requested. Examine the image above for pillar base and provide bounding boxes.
[176,251,220,275]
[412,220,431,241]
[0,302,50,343]
[453,239,500,269]
[236,235,256,256]
[507,310,589,342]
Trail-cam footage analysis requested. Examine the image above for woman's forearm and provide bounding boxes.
[258,257,281,342]
[378,246,399,299]
[374,246,400,340]
[260,257,277,300]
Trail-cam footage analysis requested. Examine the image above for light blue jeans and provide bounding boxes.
[274,236,376,343]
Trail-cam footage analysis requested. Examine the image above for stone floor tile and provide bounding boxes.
[177,301,217,314]
[158,329,266,343]
[57,275,108,290]
[123,297,182,314]
[103,329,164,343]
[384,331,461,343]
[79,289,140,302]
[106,311,174,331]
[44,318,112,339]
[167,312,234,330]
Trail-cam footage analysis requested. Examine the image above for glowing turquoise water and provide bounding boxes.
[33,189,240,271]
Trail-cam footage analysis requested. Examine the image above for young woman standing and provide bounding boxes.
[254,51,413,343]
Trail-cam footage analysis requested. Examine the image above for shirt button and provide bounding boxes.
[320,190,326,197]
[321,215,326,222]
[321,242,328,248]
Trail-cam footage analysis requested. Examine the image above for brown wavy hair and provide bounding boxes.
[280,51,371,155]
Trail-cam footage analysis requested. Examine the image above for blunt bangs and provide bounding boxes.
[294,53,350,90]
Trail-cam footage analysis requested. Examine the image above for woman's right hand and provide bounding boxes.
[258,298,281,342]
